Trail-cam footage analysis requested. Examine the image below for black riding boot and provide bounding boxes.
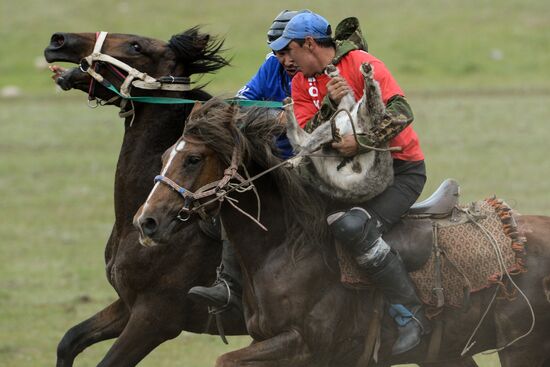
[188,239,243,314]
[328,207,430,355]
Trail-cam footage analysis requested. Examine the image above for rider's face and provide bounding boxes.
[286,39,321,78]
[274,49,298,77]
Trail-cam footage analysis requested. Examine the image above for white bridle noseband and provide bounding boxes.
[80,31,190,97]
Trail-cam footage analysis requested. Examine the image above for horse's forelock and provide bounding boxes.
[183,99,244,165]
[168,26,230,76]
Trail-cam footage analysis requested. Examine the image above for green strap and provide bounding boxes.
[105,83,283,108]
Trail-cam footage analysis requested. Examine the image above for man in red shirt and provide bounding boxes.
[270,11,430,355]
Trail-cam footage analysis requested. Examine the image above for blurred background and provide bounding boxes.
[1,0,549,366]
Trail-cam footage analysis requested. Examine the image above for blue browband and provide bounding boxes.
[154,175,191,198]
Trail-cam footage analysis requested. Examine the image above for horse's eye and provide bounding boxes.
[130,42,142,52]
[185,156,201,165]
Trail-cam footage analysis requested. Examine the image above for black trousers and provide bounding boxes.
[362,159,426,233]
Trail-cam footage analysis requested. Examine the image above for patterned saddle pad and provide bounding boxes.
[336,198,527,309]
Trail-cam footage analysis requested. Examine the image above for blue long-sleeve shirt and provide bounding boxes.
[236,54,294,158]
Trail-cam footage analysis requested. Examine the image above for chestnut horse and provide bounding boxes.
[135,99,550,367]
[44,29,247,367]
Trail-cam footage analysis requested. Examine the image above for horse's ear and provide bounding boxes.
[227,103,241,126]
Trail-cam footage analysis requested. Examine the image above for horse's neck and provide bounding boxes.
[113,102,190,227]
[220,175,288,273]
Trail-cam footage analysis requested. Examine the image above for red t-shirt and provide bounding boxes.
[291,50,424,161]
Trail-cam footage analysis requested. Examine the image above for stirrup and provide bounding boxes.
[207,278,233,314]
[204,279,232,345]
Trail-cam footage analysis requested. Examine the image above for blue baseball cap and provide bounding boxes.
[269,11,332,52]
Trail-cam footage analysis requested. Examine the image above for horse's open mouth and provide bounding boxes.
[51,67,90,91]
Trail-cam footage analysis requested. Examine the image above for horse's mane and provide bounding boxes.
[168,27,230,76]
[183,98,330,257]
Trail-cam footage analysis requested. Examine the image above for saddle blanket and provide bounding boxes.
[336,198,527,309]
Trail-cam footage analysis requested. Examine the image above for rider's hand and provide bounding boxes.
[326,76,353,105]
[49,65,66,81]
[331,134,358,157]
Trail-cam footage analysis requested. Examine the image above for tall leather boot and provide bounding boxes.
[328,207,430,355]
[188,239,243,314]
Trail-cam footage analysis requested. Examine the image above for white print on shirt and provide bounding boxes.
[235,85,250,99]
[307,77,321,110]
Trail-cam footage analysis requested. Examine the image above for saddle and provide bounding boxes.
[335,179,527,310]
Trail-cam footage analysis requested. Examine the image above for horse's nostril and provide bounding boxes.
[50,33,65,49]
[140,217,159,237]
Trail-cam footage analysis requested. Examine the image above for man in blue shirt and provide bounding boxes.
[235,10,309,159]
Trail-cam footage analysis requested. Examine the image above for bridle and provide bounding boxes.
[153,138,295,231]
[77,31,194,123]
[79,31,191,99]
[154,143,261,224]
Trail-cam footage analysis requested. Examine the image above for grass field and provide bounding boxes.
[1,0,549,366]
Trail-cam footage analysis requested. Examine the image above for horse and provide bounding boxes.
[134,98,550,367]
[44,28,247,367]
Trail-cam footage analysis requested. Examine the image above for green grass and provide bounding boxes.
[1,0,549,366]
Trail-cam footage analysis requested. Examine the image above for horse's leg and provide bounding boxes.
[493,285,550,366]
[95,297,187,367]
[56,298,129,367]
[494,218,550,367]
[216,329,315,367]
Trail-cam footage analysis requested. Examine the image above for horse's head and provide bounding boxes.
[133,99,245,247]
[44,28,228,100]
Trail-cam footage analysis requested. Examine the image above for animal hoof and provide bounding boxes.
[286,156,303,169]
[360,63,373,78]
[325,64,340,78]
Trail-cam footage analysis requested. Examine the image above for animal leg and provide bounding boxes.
[357,63,386,131]
[56,299,129,367]
[283,98,340,163]
[216,329,315,367]
[325,64,355,111]
[95,297,187,367]
[283,97,310,153]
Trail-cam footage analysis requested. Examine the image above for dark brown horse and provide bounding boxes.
[44,29,247,367]
[135,99,550,367]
